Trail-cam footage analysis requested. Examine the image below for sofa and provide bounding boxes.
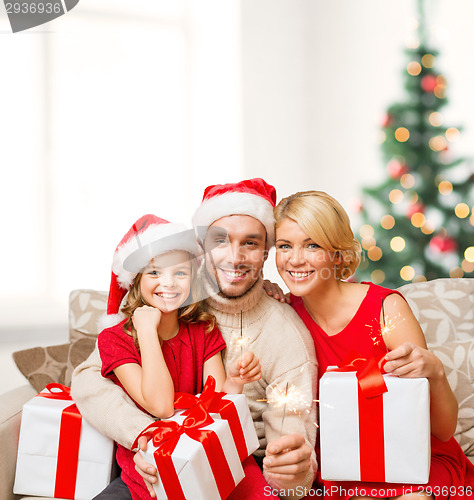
[1,278,473,500]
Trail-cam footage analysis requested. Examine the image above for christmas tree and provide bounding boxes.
[356,2,474,287]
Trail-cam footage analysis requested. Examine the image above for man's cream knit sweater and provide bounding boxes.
[71,278,318,498]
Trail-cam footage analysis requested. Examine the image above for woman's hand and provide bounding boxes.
[383,342,444,381]
[383,341,458,441]
[263,280,290,303]
[132,305,162,333]
[223,351,262,393]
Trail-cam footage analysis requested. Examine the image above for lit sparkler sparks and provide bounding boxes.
[264,381,311,436]
[230,310,250,360]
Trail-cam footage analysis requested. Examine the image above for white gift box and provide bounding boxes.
[142,412,244,500]
[209,392,259,459]
[14,386,114,500]
[319,371,431,484]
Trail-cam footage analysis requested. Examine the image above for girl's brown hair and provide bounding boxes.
[121,255,216,350]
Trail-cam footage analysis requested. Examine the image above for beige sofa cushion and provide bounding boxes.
[430,340,474,457]
[12,344,69,392]
[65,289,108,384]
[398,278,474,459]
[398,278,474,346]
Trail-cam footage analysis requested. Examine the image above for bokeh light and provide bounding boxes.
[390,236,406,252]
[438,180,453,195]
[445,128,460,142]
[400,266,415,281]
[421,221,435,235]
[465,247,474,263]
[389,189,404,204]
[367,246,382,261]
[400,173,415,189]
[455,203,470,219]
[395,127,410,142]
[411,212,425,227]
[371,270,385,284]
[362,237,376,250]
[407,61,422,76]
[449,267,463,278]
[359,224,374,239]
[421,54,435,68]
[429,112,443,126]
[429,136,447,151]
[381,215,395,230]
[462,259,474,273]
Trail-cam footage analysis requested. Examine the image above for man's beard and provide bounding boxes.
[204,265,261,299]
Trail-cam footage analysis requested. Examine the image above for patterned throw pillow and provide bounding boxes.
[398,278,474,346]
[65,289,108,385]
[398,278,474,460]
[430,340,474,457]
[12,343,69,392]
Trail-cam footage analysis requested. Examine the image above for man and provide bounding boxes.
[72,178,318,499]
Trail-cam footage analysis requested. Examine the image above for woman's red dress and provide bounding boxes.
[291,282,474,499]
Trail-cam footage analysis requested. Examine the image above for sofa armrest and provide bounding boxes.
[0,384,36,500]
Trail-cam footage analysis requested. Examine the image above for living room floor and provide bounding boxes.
[0,326,68,396]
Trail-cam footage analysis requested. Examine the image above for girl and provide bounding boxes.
[96,214,263,500]
[267,191,474,499]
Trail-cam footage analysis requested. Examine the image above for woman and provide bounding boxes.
[270,190,474,499]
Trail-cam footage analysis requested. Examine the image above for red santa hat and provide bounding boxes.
[100,214,200,331]
[192,178,277,248]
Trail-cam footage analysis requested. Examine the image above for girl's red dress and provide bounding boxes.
[99,319,276,500]
[291,282,474,500]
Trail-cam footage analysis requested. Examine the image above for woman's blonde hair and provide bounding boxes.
[121,255,216,350]
[274,191,362,279]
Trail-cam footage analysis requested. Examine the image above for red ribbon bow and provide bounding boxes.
[174,376,248,460]
[328,352,388,482]
[37,384,82,499]
[135,403,236,500]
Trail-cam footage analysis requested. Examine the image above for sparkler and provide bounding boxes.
[265,381,310,436]
[380,300,397,337]
[230,310,250,360]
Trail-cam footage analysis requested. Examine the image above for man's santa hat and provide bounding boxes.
[100,214,200,331]
[192,178,277,248]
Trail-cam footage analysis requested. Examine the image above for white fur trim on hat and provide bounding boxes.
[192,192,275,248]
[97,312,126,332]
[113,223,199,288]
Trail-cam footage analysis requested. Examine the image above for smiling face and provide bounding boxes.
[139,250,192,313]
[203,215,267,298]
[275,217,341,297]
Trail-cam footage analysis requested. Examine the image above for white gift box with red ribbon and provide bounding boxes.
[320,368,431,484]
[174,376,259,461]
[138,405,244,500]
[13,384,114,500]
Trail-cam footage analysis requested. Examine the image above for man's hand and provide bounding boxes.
[263,279,291,303]
[263,433,313,486]
[133,436,158,498]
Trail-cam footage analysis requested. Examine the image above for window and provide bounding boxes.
[0,0,242,327]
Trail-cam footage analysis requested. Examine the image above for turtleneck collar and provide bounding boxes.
[200,267,264,315]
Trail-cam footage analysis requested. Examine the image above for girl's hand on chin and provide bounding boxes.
[132,305,162,332]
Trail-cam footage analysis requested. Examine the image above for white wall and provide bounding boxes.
[1,0,473,330]
[240,0,474,208]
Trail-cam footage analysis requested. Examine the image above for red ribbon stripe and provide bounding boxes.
[37,384,82,499]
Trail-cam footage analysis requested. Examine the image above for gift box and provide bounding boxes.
[174,376,259,461]
[319,359,431,484]
[137,403,244,500]
[13,383,114,500]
